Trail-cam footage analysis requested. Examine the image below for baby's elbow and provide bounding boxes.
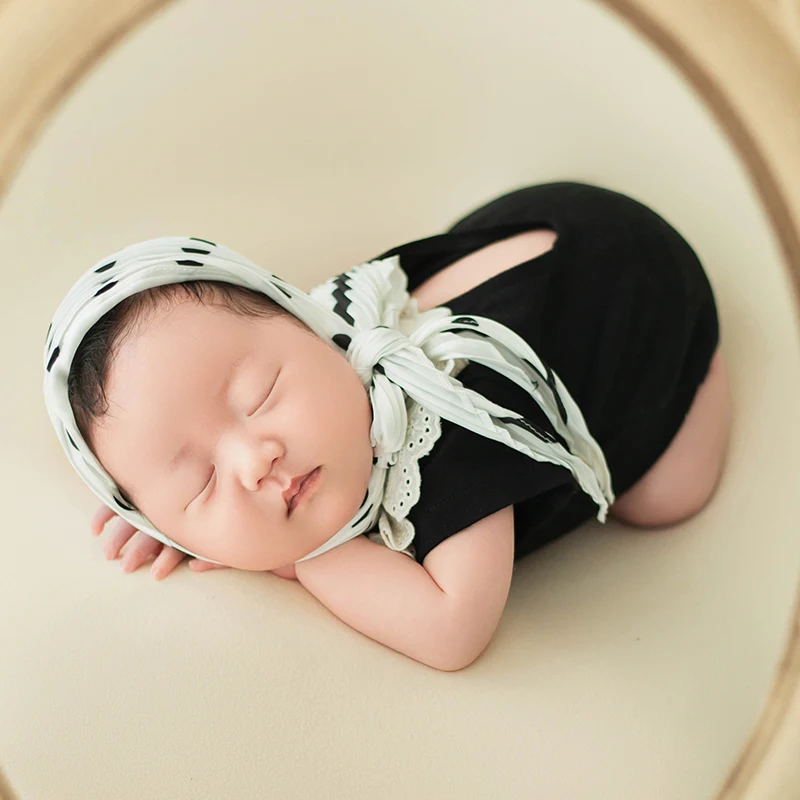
[431,647,485,672]
[433,653,479,672]
[431,602,505,671]
[428,631,492,672]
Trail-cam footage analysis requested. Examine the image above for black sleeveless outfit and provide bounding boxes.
[369,182,720,565]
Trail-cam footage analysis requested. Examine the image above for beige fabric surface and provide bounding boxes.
[2,0,799,798]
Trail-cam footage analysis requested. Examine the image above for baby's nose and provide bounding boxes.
[223,431,281,492]
[239,454,269,492]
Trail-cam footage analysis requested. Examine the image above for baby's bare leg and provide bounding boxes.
[610,347,732,528]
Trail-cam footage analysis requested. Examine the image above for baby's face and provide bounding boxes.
[90,299,374,570]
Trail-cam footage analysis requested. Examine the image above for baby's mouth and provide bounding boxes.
[286,467,321,516]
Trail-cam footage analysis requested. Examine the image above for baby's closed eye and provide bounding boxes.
[198,469,216,498]
[248,369,281,416]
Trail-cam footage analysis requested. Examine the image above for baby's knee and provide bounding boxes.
[610,421,728,528]
[612,348,731,529]
[610,472,716,528]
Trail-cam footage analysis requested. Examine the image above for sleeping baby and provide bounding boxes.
[43,182,731,670]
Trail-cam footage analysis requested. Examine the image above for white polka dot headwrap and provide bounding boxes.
[43,236,614,565]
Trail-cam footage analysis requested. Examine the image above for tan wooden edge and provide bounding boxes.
[0,761,19,800]
[593,5,800,797]
[0,0,798,797]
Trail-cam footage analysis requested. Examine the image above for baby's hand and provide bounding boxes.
[90,505,227,581]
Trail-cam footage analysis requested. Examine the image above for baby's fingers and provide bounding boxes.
[103,517,139,560]
[119,531,162,573]
[150,546,186,581]
[91,505,117,537]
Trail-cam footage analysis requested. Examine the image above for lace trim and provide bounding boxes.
[369,352,469,559]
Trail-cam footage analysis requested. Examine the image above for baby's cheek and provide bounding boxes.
[322,487,364,538]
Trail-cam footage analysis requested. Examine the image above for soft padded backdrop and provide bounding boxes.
[1,0,800,798]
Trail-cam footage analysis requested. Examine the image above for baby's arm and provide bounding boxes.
[294,505,515,671]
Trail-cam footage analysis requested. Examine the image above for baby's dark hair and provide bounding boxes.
[68,280,303,448]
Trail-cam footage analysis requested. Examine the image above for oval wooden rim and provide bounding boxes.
[0,1,798,797]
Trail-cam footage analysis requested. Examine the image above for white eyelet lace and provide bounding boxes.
[367,355,468,559]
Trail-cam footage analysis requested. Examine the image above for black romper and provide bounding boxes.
[370,182,720,565]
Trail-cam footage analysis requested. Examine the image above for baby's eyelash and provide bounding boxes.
[250,393,270,417]
[250,370,281,416]
[198,469,215,499]
[184,469,214,512]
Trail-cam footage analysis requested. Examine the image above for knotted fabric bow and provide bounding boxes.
[43,236,615,564]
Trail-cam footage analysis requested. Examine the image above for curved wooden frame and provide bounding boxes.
[0,0,798,797]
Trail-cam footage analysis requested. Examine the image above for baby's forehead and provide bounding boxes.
[117,295,320,382]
